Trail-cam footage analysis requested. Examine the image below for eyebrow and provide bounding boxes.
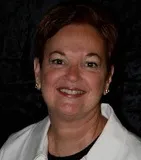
[86,52,102,60]
[48,50,65,56]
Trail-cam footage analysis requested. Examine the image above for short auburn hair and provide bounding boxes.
[34,0,118,69]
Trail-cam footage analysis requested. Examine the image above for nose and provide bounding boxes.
[66,65,81,82]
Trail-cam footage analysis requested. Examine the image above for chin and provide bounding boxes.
[55,104,81,118]
[60,106,79,116]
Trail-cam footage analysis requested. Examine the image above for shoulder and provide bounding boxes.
[0,123,36,159]
[1,123,36,149]
[113,119,141,159]
[0,116,49,160]
[124,130,141,159]
[2,118,45,147]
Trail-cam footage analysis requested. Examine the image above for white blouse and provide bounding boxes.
[0,103,141,160]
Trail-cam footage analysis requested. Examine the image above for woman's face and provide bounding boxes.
[34,24,114,119]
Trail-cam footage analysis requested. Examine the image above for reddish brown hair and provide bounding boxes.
[34,1,118,69]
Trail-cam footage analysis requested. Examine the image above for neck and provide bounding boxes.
[48,108,107,157]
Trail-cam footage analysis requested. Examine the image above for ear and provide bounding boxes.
[104,65,114,95]
[34,58,41,84]
[107,65,114,85]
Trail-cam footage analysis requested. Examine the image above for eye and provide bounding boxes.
[49,58,65,65]
[85,62,98,68]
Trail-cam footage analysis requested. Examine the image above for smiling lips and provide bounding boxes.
[57,88,86,97]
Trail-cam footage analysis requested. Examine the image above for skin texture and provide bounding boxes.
[34,24,114,156]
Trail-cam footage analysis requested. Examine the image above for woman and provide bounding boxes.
[0,1,141,160]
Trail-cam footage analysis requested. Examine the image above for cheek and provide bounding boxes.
[86,74,106,93]
[41,71,55,87]
[40,68,64,89]
[40,69,60,104]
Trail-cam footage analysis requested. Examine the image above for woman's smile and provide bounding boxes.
[57,87,86,98]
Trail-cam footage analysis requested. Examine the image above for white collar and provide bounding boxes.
[84,104,127,160]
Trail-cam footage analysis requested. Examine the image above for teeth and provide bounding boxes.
[60,89,84,95]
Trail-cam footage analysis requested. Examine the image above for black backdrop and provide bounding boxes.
[0,0,141,147]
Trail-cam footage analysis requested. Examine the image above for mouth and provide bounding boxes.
[57,88,86,97]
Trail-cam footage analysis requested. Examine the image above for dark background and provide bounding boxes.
[0,0,141,147]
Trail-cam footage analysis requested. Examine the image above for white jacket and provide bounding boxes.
[0,103,141,160]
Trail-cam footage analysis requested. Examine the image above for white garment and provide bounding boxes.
[0,103,141,160]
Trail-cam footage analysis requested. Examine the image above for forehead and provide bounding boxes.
[44,24,106,55]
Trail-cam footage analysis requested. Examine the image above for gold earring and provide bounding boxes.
[35,80,41,90]
[104,89,110,95]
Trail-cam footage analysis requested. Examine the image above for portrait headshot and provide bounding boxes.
[0,0,141,160]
